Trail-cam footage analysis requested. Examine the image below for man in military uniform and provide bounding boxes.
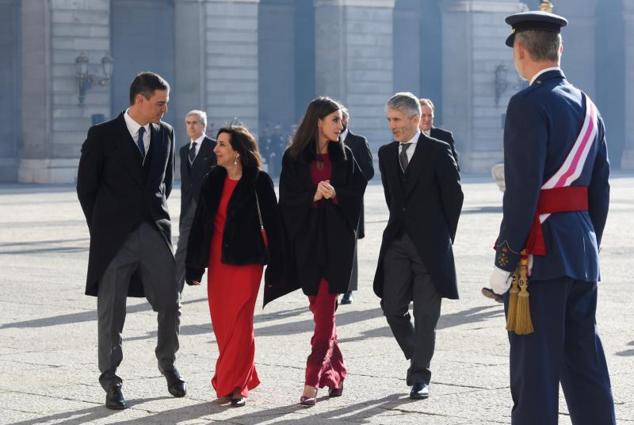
[489,10,616,425]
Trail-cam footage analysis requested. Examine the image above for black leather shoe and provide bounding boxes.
[409,382,429,400]
[340,292,353,305]
[105,384,127,410]
[163,369,187,398]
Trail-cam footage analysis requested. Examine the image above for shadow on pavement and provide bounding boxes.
[0,298,208,329]
[99,393,413,424]
[616,340,634,357]
[10,396,168,425]
[215,393,414,425]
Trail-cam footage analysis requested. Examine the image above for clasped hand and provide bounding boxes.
[313,180,336,202]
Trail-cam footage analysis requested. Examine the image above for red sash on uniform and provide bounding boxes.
[525,186,588,255]
[526,93,598,257]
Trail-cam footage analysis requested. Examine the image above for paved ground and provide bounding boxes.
[1,175,632,425]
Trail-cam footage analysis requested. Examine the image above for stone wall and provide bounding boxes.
[20,0,111,183]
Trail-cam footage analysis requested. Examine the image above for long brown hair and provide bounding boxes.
[288,96,343,159]
[216,125,262,169]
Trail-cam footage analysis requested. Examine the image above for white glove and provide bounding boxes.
[489,267,513,295]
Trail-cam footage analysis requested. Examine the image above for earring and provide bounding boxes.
[233,155,239,166]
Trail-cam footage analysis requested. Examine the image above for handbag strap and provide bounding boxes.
[255,191,264,230]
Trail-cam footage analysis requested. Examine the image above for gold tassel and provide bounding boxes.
[512,252,534,335]
[505,271,519,332]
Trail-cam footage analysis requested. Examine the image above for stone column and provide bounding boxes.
[314,0,395,151]
[174,0,207,149]
[622,0,634,169]
[556,0,598,96]
[441,0,524,173]
[204,0,259,134]
[19,0,111,183]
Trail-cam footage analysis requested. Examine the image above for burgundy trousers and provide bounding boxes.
[305,279,347,389]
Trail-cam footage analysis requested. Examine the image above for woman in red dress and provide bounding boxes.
[186,126,283,407]
[272,97,367,405]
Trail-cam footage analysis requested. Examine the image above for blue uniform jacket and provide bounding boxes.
[494,69,610,282]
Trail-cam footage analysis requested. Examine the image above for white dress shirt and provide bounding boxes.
[399,129,421,165]
[124,109,150,154]
[189,134,205,159]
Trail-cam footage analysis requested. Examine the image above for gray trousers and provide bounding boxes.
[175,200,196,292]
[97,222,180,391]
[381,233,441,386]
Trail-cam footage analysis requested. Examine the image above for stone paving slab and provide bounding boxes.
[1,175,633,424]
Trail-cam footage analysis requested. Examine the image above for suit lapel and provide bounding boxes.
[192,137,213,171]
[115,114,144,187]
[385,142,405,196]
[147,123,167,186]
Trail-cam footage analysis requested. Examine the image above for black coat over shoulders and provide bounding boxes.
[343,130,374,239]
[277,142,367,298]
[373,134,463,300]
[76,113,175,298]
[185,166,284,290]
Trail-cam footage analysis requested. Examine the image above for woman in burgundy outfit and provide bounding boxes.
[186,126,283,407]
[275,97,367,405]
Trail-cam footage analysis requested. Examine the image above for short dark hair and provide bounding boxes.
[216,125,263,170]
[516,31,561,62]
[129,72,170,105]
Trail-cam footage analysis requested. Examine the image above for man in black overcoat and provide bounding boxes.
[374,92,463,400]
[339,108,374,304]
[76,72,186,410]
[419,98,460,171]
[175,110,216,291]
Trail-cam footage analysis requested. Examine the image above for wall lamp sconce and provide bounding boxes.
[75,52,113,105]
[494,64,509,106]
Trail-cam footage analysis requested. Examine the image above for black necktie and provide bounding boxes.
[188,142,197,164]
[399,143,412,171]
[136,127,146,158]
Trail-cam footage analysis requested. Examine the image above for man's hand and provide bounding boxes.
[489,267,513,295]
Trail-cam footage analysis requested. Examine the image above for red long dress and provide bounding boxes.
[208,177,262,398]
[304,154,347,390]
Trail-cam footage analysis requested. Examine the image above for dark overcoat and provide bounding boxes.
[373,133,463,300]
[185,166,284,288]
[276,142,367,298]
[179,136,216,216]
[430,127,460,172]
[76,113,175,297]
[343,130,374,238]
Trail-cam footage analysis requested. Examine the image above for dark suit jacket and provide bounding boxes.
[185,166,283,288]
[373,133,463,299]
[77,113,175,297]
[277,142,367,299]
[179,136,216,216]
[343,130,374,238]
[429,127,460,171]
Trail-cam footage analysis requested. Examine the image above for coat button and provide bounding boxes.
[402,207,406,212]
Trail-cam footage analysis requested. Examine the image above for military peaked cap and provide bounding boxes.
[505,11,568,47]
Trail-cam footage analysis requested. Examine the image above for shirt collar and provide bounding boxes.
[190,134,205,145]
[124,109,150,136]
[401,129,421,146]
[530,66,561,86]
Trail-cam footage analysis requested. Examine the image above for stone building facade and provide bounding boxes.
[0,0,630,183]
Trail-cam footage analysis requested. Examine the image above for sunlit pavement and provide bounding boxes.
[1,174,632,424]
